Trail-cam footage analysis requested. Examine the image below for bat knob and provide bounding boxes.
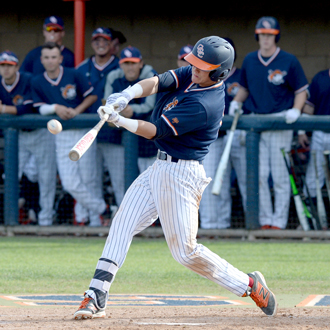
[69,150,80,161]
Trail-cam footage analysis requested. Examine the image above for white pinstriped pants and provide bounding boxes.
[100,157,249,297]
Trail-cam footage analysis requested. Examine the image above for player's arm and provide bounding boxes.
[74,94,98,115]
[0,102,17,115]
[229,87,249,116]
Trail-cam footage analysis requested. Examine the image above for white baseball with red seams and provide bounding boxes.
[47,119,62,134]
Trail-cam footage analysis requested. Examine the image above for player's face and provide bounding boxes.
[91,37,113,56]
[43,28,65,44]
[191,66,214,87]
[41,48,63,74]
[0,63,18,82]
[120,61,143,82]
[258,34,276,52]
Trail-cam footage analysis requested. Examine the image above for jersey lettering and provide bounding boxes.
[163,97,179,112]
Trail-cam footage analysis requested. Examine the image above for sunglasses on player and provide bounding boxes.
[45,26,63,33]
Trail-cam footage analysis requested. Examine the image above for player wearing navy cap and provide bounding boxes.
[0,50,57,226]
[94,46,158,208]
[199,38,247,229]
[231,16,309,230]
[20,16,74,75]
[74,36,278,320]
[31,42,107,227]
[75,28,120,224]
[177,44,193,67]
[299,68,330,203]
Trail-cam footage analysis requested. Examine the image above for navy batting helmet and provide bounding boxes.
[184,36,235,81]
[255,16,281,43]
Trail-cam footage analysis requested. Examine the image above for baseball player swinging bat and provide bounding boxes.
[212,108,241,195]
[312,151,328,230]
[281,148,310,231]
[68,111,111,161]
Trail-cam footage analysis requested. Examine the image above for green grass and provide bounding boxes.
[0,236,329,295]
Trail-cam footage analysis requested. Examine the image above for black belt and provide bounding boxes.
[157,150,203,165]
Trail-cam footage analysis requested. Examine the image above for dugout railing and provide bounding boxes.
[1,114,330,233]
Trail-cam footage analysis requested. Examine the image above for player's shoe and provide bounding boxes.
[244,271,278,316]
[74,295,106,320]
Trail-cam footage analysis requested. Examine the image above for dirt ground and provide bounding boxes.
[0,306,329,330]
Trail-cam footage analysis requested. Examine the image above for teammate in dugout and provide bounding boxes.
[230,16,309,230]
[74,36,278,319]
[75,27,120,224]
[199,38,247,229]
[298,67,330,209]
[31,42,108,227]
[0,50,57,226]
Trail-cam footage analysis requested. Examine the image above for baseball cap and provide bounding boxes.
[178,44,193,60]
[0,51,19,65]
[92,27,112,41]
[44,16,64,31]
[119,46,142,64]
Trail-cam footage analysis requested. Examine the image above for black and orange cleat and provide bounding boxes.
[245,271,278,316]
[74,295,106,320]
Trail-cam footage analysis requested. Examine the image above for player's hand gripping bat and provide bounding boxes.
[281,148,310,231]
[212,108,241,195]
[68,107,112,161]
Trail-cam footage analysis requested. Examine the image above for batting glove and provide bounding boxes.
[285,108,301,124]
[106,90,132,112]
[228,100,243,116]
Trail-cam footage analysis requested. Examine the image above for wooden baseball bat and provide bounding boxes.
[322,150,330,204]
[313,151,328,229]
[212,109,241,195]
[69,112,110,161]
[281,148,310,231]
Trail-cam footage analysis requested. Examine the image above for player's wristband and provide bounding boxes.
[124,84,143,100]
[116,116,139,133]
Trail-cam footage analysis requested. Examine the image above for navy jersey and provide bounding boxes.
[76,55,120,113]
[31,66,94,109]
[306,69,330,115]
[151,65,225,161]
[20,45,74,75]
[0,72,34,115]
[240,48,308,114]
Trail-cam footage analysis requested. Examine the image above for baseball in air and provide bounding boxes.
[47,119,62,134]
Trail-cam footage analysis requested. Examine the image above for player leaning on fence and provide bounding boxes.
[230,16,309,230]
[74,36,278,320]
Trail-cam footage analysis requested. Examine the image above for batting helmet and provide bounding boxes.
[184,36,235,81]
[255,16,281,43]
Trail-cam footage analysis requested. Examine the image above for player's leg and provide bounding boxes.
[100,143,126,207]
[304,131,326,198]
[28,129,57,226]
[231,130,247,213]
[258,131,273,228]
[74,166,159,319]
[199,137,229,229]
[270,130,293,229]
[153,159,277,316]
[55,130,106,216]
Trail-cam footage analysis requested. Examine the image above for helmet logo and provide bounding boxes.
[196,44,205,59]
[262,20,272,29]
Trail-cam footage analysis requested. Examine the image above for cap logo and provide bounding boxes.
[123,49,133,58]
[262,20,272,29]
[49,16,58,24]
[196,44,205,59]
[95,28,103,34]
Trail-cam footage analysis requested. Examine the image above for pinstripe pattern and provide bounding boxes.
[99,158,249,297]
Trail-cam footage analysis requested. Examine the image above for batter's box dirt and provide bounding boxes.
[0,294,250,307]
